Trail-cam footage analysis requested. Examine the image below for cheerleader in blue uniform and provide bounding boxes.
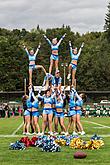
[38,88,55,135]
[23,44,47,85]
[23,88,32,135]
[67,41,84,87]
[54,92,67,135]
[66,89,77,135]
[31,91,40,135]
[43,33,66,74]
[73,88,86,135]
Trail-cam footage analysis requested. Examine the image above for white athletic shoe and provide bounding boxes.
[54,132,59,135]
[37,132,41,136]
[50,132,53,136]
[80,131,86,135]
[23,132,26,135]
[32,132,37,135]
[40,132,44,136]
[65,132,69,136]
[72,131,78,136]
[67,74,71,80]
[60,131,65,135]
[26,132,32,136]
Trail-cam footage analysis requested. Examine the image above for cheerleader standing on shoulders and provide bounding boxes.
[23,43,47,85]
[67,41,84,87]
[43,33,66,74]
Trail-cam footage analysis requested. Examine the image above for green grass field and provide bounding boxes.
[0,116,110,165]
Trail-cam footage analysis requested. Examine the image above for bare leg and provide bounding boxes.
[76,114,84,132]
[67,64,72,80]
[25,116,30,133]
[72,69,76,88]
[54,117,58,132]
[36,65,47,75]
[48,113,53,132]
[42,114,47,133]
[55,60,59,71]
[49,59,54,74]
[60,118,66,132]
[29,69,32,85]
[33,116,40,133]
[66,117,72,132]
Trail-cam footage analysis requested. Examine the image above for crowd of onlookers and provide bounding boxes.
[0,103,23,118]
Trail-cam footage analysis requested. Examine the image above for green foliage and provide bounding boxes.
[0,26,110,91]
[104,2,110,42]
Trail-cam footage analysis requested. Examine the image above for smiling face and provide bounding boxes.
[29,49,34,55]
[73,48,77,54]
[46,90,51,97]
[55,71,60,77]
[52,38,57,45]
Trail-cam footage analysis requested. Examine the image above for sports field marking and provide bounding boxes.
[82,120,110,128]
[12,122,24,135]
[0,134,110,138]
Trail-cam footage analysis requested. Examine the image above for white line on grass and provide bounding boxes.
[0,134,110,138]
[82,120,110,128]
[12,122,24,135]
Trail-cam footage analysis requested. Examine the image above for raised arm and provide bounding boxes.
[38,89,44,100]
[78,42,84,57]
[34,43,41,56]
[57,33,66,46]
[32,91,37,101]
[69,41,73,57]
[43,34,52,46]
[23,45,30,56]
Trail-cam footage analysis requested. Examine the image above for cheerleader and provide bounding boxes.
[54,92,67,135]
[67,41,84,87]
[38,88,54,135]
[31,91,40,135]
[23,88,32,135]
[66,89,77,135]
[73,88,86,135]
[23,44,47,85]
[43,33,66,74]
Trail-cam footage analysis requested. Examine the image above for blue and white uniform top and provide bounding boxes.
[69,90,75,110]
[55,95,64,109]
[69,41,84,66]
[42,73,53,87]
[52,76,62,87]
[31,92,39,109]
[24,45,40,63]
[75,92,83,108]
[38,93,54,110]
[26,90,32,110]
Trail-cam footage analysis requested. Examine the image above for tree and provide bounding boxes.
[104,2,110,42]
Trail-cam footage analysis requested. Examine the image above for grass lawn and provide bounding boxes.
[0,116,110,165]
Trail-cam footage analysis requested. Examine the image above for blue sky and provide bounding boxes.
[0,0,109,34]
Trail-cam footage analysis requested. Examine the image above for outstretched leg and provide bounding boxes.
[36,65,47,75]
